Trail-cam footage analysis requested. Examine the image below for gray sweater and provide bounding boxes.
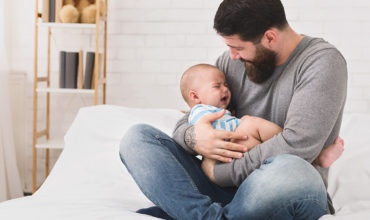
[173,36,347,212]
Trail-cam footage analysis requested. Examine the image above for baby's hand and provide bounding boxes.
[201,158,217,183]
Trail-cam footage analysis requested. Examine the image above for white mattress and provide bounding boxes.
[0,105,369,219]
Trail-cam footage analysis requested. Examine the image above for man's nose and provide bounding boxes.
[229,48,240,60]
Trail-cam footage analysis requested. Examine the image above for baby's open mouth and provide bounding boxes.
[221,96,228,102]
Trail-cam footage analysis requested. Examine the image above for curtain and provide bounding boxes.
[0,0,23,202]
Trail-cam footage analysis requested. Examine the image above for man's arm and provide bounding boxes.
[213,49,348,187]
[172,111,197,155]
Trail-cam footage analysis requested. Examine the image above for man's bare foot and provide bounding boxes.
[318,137,344,168]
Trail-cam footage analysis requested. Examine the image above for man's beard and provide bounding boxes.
[241,44,277,84]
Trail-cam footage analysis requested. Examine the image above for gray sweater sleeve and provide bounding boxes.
[214,49,348,187]
[172,111,197,155]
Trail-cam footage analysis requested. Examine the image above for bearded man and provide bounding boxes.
[119,0,347,219]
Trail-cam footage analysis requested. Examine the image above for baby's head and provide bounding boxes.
[180,64,231,109]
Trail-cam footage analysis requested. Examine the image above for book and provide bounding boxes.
[77,50,84,89]
[65,52,79,88]
[42,0,49,22]
[83,52,95,89]
[49,0,56,22]
[92,53,104,89]
[59,51,66,88]
[55,0,64,23]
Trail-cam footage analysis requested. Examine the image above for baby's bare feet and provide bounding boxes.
[318,137,344,168]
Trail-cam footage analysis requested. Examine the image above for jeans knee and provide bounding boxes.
[265,154,305,166]
[227,154,327,218]
[119,124,155,162]
[265,154,326,195]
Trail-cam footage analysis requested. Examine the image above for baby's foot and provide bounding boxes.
[318,137,344,168]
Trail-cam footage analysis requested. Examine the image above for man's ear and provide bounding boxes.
[261,29,278,49]
[189,90,201,104]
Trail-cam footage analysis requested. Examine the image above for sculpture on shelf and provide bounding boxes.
[59,4,79,23]
[58,0,106,24]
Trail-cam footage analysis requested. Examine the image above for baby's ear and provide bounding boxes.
[189,90,201,104]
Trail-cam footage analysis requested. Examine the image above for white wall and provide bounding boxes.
[7,0,370,192]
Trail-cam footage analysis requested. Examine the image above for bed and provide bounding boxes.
[0,105,369,219]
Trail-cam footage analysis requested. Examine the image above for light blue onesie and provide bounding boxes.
[188,104,241,132]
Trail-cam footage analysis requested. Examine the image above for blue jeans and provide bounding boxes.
[119,124,327,220]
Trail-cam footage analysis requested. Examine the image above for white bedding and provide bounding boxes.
[320,113,370,219]
[0,105,369,219]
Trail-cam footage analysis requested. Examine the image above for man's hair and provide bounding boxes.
[214,0,288,43]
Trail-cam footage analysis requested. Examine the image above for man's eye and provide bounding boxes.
[213,85,220,88]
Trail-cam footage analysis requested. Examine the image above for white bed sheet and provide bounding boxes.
[0,105,369,219]
[0,105,183,220]
[320,113,370,219]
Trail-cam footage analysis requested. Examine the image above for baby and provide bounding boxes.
[179,63,344,181]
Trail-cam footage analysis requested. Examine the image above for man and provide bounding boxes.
[119,0,347,219]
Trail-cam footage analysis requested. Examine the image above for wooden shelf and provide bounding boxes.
[33,0,108,193]
[38,22,96,29]
[36,138,64,149]
[36,88,95,94]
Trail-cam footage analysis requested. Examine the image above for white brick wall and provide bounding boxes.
[7,0,370,192]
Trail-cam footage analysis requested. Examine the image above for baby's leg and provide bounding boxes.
[316,137,344,168]
[232,116,262,150]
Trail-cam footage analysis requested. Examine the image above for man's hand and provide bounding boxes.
[201,158,217,183]
[186,109,248,162]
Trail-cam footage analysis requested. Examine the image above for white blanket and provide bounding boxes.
[0,105,369,219]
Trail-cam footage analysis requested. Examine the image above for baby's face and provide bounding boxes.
[196,69,231,109]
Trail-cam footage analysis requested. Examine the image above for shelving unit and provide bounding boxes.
[36,88,95,94]
[33,0,108,193]
[38,22,96,29]
[35,138,64,150]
